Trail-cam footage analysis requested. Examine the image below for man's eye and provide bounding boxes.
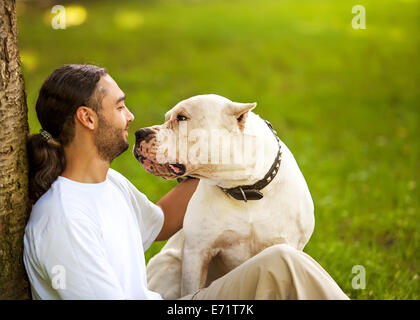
[177,115,187,121]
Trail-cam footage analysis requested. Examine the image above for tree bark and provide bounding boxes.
[0,0,31,299]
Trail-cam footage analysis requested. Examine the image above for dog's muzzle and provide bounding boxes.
[134,127,186,177]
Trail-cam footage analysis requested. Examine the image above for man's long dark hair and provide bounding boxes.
[26,64,107,203]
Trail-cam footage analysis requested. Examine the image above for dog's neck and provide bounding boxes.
[207,113,281,192]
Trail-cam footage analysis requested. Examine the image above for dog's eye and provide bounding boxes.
[177,114,187,122]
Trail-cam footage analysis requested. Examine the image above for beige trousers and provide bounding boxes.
[180,244,349,300]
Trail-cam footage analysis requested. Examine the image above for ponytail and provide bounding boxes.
[26,133,65,204]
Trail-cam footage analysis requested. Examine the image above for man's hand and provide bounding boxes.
[155,178,199,241]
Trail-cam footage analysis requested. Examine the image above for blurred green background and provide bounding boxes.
[17,0,419,299]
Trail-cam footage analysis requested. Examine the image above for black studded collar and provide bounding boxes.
[219,120,282,202]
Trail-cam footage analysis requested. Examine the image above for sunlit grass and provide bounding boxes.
[114,9,144,30]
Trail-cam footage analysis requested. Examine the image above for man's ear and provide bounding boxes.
[229,101,257,130]
[75,106,97,130]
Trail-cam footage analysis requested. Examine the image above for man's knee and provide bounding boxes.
[252,244,308,277]
[258,244,298,262]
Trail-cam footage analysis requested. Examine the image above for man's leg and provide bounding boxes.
[180,244,349,300]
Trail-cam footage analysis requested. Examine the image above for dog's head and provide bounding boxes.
[133,94,261,181]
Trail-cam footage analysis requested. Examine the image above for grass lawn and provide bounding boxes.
[17,0,419,299]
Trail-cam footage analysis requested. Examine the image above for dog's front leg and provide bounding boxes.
[181,245,217,296]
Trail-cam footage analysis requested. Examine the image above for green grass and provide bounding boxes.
[17,0,420,299]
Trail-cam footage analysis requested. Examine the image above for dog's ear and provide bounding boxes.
[229,102,257,130]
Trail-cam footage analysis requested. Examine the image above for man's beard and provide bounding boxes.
[94,113,129,163]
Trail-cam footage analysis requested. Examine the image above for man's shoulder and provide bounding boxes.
[107,168,132,187]
[27,179,95,234]
[107,168,146,199]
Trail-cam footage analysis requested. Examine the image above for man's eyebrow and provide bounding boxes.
[115,95,126,104]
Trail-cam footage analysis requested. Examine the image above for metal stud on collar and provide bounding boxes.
[239,187,247,202]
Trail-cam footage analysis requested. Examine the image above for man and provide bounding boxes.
[24,64,198,299]
[24,64,349,300]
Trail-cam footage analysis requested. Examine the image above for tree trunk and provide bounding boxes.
[0,0,31,299]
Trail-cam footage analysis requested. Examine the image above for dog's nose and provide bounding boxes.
[135,128,154,143]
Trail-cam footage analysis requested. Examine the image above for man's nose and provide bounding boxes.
[135,128,154,143]
[125,107,135,123]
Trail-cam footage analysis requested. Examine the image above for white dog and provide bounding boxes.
[134,94,315,298]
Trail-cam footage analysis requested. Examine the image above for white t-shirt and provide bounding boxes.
[23,168,164,300]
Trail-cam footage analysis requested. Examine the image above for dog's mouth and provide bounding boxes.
[134,149,186,177]
[166,163,186,176]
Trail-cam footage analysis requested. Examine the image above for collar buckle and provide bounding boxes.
[225,187,264,202]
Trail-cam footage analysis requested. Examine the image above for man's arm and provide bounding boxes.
[155,178,199,241]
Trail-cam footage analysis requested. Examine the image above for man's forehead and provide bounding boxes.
[99,74,124,96]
